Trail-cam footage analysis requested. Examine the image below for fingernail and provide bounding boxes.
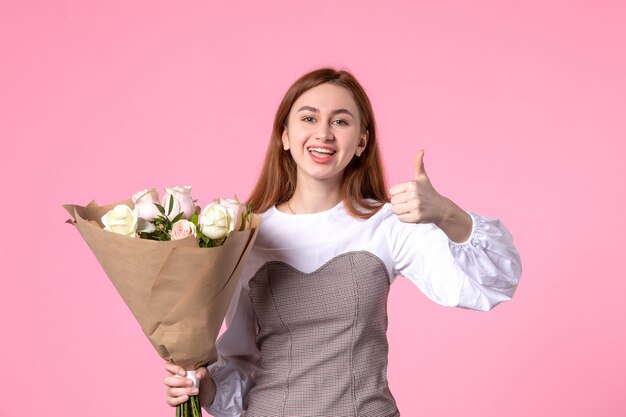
[191,388,199,395]
[179,370,186,376]
[187,379,193,386]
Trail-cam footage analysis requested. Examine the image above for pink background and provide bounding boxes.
[2,1,625,416]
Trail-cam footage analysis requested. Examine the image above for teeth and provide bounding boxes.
[308,147,335,155]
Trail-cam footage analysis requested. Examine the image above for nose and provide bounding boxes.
[314,121,334,141]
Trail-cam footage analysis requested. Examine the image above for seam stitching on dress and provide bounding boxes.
[267,266,293,415]
[349,254,360,417]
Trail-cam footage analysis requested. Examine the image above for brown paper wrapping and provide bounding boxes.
[63,199,260,370]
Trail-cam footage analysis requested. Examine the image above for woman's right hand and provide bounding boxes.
[164,362,216,408]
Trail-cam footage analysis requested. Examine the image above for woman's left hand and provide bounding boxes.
[389,150,447,224]
[389,150,472,242]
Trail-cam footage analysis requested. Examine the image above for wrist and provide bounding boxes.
[434,196,455,227]
[435,197,472,243]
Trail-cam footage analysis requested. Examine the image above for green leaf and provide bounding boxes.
[172,211,184,224]
[155,203,166,215]
[239,212,246,231]
[191,212,198,226]
[168,195,174,215]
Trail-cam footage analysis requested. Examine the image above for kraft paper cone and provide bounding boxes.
[63,200,260,370]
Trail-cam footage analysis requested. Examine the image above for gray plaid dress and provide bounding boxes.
[246,251,400,417]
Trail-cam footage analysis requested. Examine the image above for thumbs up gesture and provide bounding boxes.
[389,150,473,242]
[389,150,446,225]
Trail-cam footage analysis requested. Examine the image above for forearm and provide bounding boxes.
[435,197,472,243]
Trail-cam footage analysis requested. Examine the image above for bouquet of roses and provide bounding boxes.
[64,186,260,417]
[103,186,252,246]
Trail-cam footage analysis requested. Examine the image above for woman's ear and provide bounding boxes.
[356,130,368,157]
[281,128,290,151]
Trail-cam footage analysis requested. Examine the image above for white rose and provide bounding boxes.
[162,185,196,220]
[170,219,197,241]
[132,188,161,221]
[216,198,246,231]
[199,203,234,239]
[101,205,138,237]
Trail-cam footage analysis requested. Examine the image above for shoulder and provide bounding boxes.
[366,202,400,230]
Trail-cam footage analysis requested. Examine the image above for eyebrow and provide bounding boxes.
[296,106,355,118]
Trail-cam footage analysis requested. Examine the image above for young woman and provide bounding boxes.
[164,68,522,417]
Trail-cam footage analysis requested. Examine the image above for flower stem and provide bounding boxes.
[175,395,201,417]
[191,395,201,416]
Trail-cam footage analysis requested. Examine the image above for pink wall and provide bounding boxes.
[2,1,625,416]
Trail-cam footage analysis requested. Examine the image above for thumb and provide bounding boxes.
[414,149,426,178]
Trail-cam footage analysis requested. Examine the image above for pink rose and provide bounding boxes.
[162,185,196,220]
[170,219,197,240]
[217,197,246,231]
[132,189,161,221]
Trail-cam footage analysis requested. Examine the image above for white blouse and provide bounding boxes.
[206,202,522,417]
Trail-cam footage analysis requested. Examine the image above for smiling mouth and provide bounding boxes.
[307,147,336,157]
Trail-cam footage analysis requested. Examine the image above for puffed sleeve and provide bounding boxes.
[205,281,259,417]
[388,211,522,311]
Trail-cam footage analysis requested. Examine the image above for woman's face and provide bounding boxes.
[282,83,367,186]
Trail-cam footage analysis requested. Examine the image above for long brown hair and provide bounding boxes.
[247,68,389,219]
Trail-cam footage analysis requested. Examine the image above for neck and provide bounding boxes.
[289,176,342,214]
